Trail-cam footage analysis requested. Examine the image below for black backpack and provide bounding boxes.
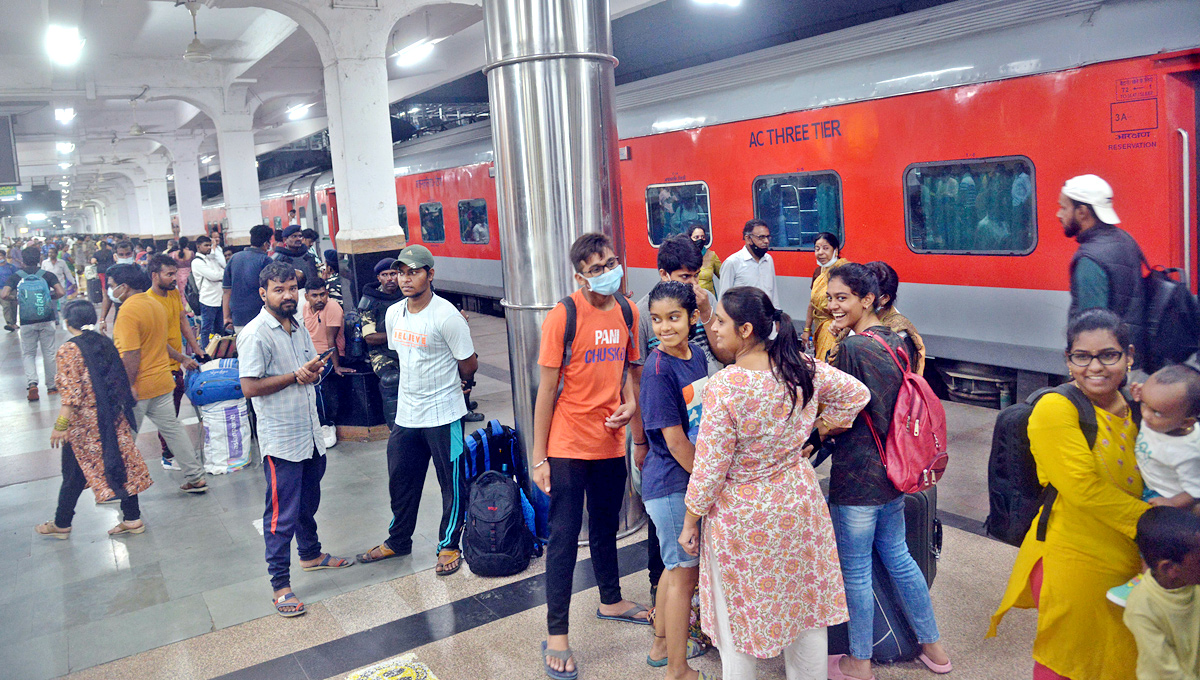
[1139,261,1200,373]
[985,384,1097,547]
[462,471,534,577]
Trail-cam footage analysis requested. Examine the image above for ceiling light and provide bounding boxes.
[58,161,72,169]
[59,181,69,187]
[692,0,741,5]
[55,107,76,123]
[408,106,420,114]
[56,142,75,154]
[46,26,85,67]
[286,103,313,121]
[182,2,213,63]
[200,155,214,164]
[393,39,436,68]
[26,213,48,222]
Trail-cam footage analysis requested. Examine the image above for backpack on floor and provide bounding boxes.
[984,383,1096,547]
[1139,261,1200,373]
[16,270,54,324]
[860,331,949,494]
[462,471,535,577]
[465,419,548,542]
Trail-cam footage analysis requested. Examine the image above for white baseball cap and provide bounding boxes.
[1062,174,1120,225]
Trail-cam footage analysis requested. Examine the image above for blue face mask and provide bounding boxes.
[586,264,623,296]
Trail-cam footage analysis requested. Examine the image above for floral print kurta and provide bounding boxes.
[684,362,870,657]
[56,341,152,502]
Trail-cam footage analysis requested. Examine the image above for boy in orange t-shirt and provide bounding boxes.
[532,233,649,679]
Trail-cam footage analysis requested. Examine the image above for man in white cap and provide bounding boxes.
[1058,174,1145,333]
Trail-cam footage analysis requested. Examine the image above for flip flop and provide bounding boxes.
[541,641,578,680]
[356,543,406,563]
[647,638,708,667]
[919,652,953,674]
[108,521,145,536]
[827,654,875,680]
[435,549,461,576]
[35,521,71,540]
[301,553,353,571]
[273,592,306,618]
[596,603,652,626]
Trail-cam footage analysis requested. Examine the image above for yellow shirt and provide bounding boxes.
[989,392,1150,680]
[113,292,176,401]
[148,287,184,371]
[1125,569,1200,680]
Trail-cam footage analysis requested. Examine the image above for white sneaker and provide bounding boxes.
[323,425,337,448]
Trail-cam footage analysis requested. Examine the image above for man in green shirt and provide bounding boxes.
[1058,174,1144,326]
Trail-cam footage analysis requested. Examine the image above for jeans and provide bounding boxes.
[199,304,222,347]
[263,451,325,590]
[829,496,940,660]
[19,321,57,388]
[545,456,626,636]
[134,392,204,483]
[54,445,140,527]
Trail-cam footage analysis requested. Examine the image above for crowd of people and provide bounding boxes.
[13,170,1200,680]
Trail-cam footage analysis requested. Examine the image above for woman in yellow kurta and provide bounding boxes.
[690,224,721,295]
[805,232,848,362]
[988,309,1150,680]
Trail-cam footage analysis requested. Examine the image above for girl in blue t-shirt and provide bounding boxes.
[640,281,711,679]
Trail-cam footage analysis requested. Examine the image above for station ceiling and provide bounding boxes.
[0,0,951,216]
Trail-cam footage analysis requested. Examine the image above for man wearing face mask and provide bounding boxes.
[717,219,777,306]
[98,240,137,333]
[108,264,207,493]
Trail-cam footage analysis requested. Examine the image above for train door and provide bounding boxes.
[1157,49,1199,291]
[325,189,339,247]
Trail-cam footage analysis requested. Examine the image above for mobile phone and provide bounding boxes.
[318,348,336,361]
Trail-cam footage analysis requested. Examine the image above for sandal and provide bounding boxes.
[828,654,876,680]
[301,553,353,571]
[595,603,652,625]
[435,549,461,576]
[273,592,306,618]
[108,521,145,536]
[35,521,71,540]
[540,640,578,680]
[647,638,707,667]
[356,543,406,563]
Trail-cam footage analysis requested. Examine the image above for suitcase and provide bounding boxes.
[335,367,386,427]
[827,487,942,663]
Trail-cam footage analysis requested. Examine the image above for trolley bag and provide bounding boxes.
[200,398,252,474]
[185,358,244,406]
[462,471,534,577]
[905,486,941,587]
[984,383,1096,547]
[860,331,949,494]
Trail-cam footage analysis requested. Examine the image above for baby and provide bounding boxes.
[1108,363,1200,607]
[1123,506,1200,680]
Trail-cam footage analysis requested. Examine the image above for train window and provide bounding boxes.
[297,206,308,230]
[397,205,409,241]
[419,202,445,243]
[458,199,489,244]
[645,182,711,247]
[273,216,282,230]
[320,203,327,217]
[751,172,843,250]
[904,156,1036,255]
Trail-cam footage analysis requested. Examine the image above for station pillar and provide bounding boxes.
[483,0,637,537]
[142,158,174,245]
[162,133,206,239]
[214,114,263,246]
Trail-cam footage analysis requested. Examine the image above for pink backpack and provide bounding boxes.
[861,331,949,493]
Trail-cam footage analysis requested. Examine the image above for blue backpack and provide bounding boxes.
[463,420,548,549]
[16,270,54,324]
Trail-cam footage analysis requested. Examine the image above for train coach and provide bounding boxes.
[190,0,1199,402]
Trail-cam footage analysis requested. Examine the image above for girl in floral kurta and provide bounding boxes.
[35,301,151,539]
[678,287,870,679]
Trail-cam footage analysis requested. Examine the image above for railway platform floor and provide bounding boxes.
[0,311,1039,680]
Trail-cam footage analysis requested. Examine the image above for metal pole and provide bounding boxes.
[483,0,642,540]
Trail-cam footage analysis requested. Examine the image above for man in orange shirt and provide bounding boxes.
[108,264,206,493]
[302,277,349,447]
[147,255,206,471]
[531,232,649,680]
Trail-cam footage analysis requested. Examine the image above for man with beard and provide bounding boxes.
[147,255,205,471]
[356,246,478,575]
[303,277,349,447]
[357,257,405,417]
[272,224,321,285]
[717,218,777,306]
[238,261,353,617]
[1058,174,1145,336]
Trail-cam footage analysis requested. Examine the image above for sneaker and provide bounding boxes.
[463,411,485,423]
[27,385,38,402]
[161,456,181,471]
[322,425,337,449]
[1107,573,1143,607]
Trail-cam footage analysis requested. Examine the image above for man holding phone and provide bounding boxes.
[238,261,353,618]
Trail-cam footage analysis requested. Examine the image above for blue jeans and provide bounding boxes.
[829,496,940,660]
[199,304,222,347]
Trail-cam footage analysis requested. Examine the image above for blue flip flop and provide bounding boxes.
[647,638,708,667]
[541,641,578,680]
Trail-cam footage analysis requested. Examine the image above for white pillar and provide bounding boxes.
[133,184,154,237]
[214,114,262,245]
[163,134,206,239]
[144,160,173,243]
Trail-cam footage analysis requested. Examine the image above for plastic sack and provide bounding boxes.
[201,398,252,475]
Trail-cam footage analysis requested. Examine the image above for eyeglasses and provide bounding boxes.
[582,257,620,277]
[748,233,771,243]
[1067,350,1125,367]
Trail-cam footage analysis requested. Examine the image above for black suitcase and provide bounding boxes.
[827,487,941,663]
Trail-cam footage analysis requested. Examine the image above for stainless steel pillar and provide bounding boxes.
[483,0,642,540]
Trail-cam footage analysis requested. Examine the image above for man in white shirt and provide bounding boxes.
[717,219,778,306]
[189,235,226,346]
[356,245,479,576]
[42,245,75,300]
